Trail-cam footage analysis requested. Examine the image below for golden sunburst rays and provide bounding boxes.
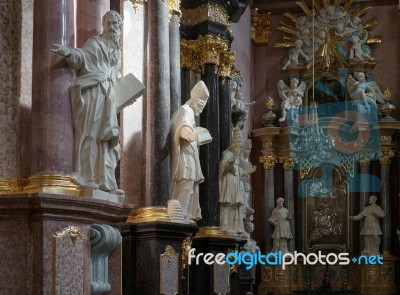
[353,5,372,17]
[343,0,355,11]
[314,0,322,12]
[296,0,314,16]
[321,0,330,9]
[362,18,378,29]
[278,22,298,35]
[334,0,341,7]
[284,12,298,23]
[367,36,382,44]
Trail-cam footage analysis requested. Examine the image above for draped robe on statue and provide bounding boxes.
[170,104,203,220]
[65,36,120,191]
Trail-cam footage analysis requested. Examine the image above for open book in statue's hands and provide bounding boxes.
[194,127,212,145]
[114,73,145,113]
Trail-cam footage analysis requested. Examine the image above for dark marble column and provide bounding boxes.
[144,0,171,206]
[199,63,220,226]
[169,10,182,116]
[76,0,110,47]
[31,0,74,175]
[380,157,392,253]
[219,77,232,154]
[283,159,295,252]
[264,167,275,252]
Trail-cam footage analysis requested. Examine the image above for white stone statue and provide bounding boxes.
[277,78,306,126]
[268,197,293,254]
[230,76,255,128]
[350,195,386,256]
[239,139,256,221]
[282,39,309,70]
[52,11,124,196]
[346,72,385,123]
[219,131,245,235]
[349,30,374,61]
[170,81,211,222]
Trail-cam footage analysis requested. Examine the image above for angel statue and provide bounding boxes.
[277,78,306,126]
[346,72,384,123]
[349,30,374,62]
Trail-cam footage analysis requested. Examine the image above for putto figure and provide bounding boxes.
[170,81,211,222]
[277,78,306,126]
[268,197,293,254]
[52,11,124,195]
[350,195,386,256]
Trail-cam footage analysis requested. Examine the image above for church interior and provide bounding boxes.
[1,0,400,294]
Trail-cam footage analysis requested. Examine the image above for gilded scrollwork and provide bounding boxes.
[218,51,235,78]
[181,3,229,27]
[260,155,277,170]
[251,8,271,45]
[168,0,181,17]
[181,235,192,273]
[53,226,85,247]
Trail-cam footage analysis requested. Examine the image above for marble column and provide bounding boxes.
[359,161,370,252]
[76,0,110,47]
[282,157,295,252]
[31,0,75,175]
[200,63,220,226]
[380,152,393,253]
[260,155,277,252]
[219,77,232,154]
[144,0,171,206]
[169,8,181,116]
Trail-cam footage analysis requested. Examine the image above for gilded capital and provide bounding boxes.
[181,3,230,27]
[168,0,181,18]
[180,35,229,72]
[251,8,271,45]
[218,51,235,77]
[279,156,293,169]
[260,155,277,170]
[359,161,370,167]
[380,149,395,165]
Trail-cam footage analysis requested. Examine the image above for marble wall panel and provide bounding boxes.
[0,220,31,294]
[120,2,145,207]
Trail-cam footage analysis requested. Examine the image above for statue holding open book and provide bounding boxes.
[170,81,212,222]
[52,11,144,199]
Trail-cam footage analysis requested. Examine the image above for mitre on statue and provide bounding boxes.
[191,80,209,101]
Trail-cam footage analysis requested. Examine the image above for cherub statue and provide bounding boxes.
[350,30,374,61]
[230,76,255,128]
[282,39,310,70]
[277,78,306,126]
[346,71,385,123]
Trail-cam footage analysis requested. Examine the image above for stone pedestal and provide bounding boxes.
[189,228,246,295]
[358,255,398,295]
[0,193,131,295]
[122,221,197,295]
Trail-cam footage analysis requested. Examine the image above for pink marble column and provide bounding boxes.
[31,0,75,175]
[76,0,110,47]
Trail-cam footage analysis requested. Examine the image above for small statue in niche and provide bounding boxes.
[346,71,385,123]
[282,39,310,70]
[51,11,126,195]
[219,129,246,236]
[230,76,255,128]
[349,31,374,61]
[170,81,211,222]
[277,78,306,126]
[268,197,293,254]
[350,195,386,256]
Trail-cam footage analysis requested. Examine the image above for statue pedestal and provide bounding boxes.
[258,263,303,295]
[358,254,398,295]
[122,220,197,295]
[83,187,125,204]
[0,193,131,295]
[189,227,246,295]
